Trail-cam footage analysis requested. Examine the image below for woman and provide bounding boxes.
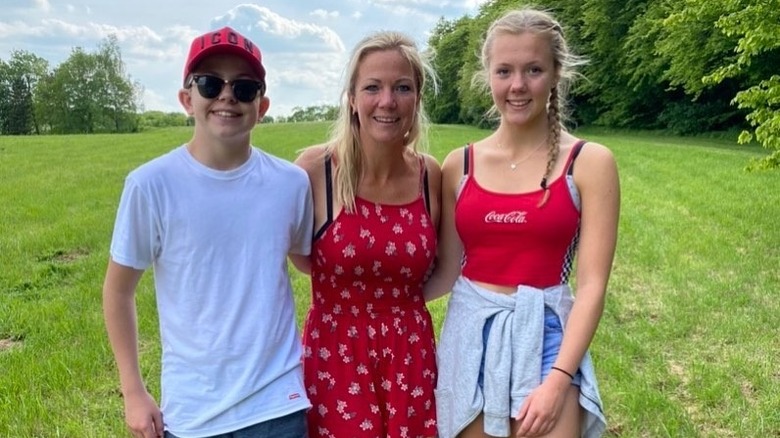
[427,8,619,438]
[291,30,440,438]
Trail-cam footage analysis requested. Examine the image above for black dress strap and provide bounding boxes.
[313,155,334,240]
[422,160,431,215]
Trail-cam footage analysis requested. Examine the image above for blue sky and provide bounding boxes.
[1,0,488,117]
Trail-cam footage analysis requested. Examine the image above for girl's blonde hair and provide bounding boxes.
[475,8,587,206]
[326,30,436,212]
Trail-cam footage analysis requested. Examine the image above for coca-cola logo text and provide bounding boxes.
[484,210,528,224]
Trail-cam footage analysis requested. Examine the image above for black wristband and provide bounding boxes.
[551,366,574,380]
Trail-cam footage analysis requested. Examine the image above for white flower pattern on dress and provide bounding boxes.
[304,187,437,438]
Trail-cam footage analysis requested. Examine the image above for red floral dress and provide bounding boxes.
[303,175,438,438]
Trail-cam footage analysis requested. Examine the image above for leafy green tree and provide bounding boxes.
[647,0,747,133]
[0,51,49,134]
[703,0,780,169]
[575,0,648,126]
[0,60,10,134]
[33,70,65,133]
[422,0,756,136]
[425,16,472,124]
[35,35,140,134]
[3,76,33,134]
[137,110,188,130]
[656,0,779,166]
[37,48,97,133]
[286,105,338,122]
[572,0,726,131]
[92,35,140,132]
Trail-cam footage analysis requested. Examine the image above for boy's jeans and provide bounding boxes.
[163,409,307,438]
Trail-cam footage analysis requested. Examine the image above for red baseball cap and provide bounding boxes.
[183,26,266,86]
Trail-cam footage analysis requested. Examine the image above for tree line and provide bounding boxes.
[1,0,777,167]
[423,0,779,169]
[0,31,336,134]
[0,36,148,135]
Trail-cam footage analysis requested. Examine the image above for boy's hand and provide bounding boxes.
[124,389,163,438]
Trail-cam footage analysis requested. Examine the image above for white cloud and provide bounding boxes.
[361,2,441,33]
[310,9,339,20]
[0,1,483,118]
[460,0,489,10]
[141,87,182,114]
[2,20,178,62]
[270,51,345,93]
[4,0,50,12]
[264,49,348,117]
[0,20,33,38]
[369,0,487,7]
[213,4,345,53]
[369,0,446,6]
[373,3,437,19]
[34,0,52,13]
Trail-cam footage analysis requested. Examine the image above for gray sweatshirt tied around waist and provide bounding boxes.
[435,276,607,438]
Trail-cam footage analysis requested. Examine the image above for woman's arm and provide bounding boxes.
[423,147,465,302]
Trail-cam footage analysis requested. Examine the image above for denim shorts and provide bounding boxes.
[164,409,307,438]
[478,307,582,388]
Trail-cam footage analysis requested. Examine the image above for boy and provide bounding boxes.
[103,26,312,438]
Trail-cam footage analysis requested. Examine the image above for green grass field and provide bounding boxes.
[0,123,778,437]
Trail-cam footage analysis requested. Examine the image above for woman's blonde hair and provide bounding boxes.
[475,8,587,206]
[326,30,436,213]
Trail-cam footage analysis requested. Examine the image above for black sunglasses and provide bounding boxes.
[189,74,266,103]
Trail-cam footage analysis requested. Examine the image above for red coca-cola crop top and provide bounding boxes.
[454,141,585,288]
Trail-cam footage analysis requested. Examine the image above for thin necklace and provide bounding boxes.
[497,137,547,170]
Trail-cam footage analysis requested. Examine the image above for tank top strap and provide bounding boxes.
[463,144,474,176]
[418,154,431,215]
[313,154,334,240]
[565,140,587,176]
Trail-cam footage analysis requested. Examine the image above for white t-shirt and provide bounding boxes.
[110,145,313,437]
